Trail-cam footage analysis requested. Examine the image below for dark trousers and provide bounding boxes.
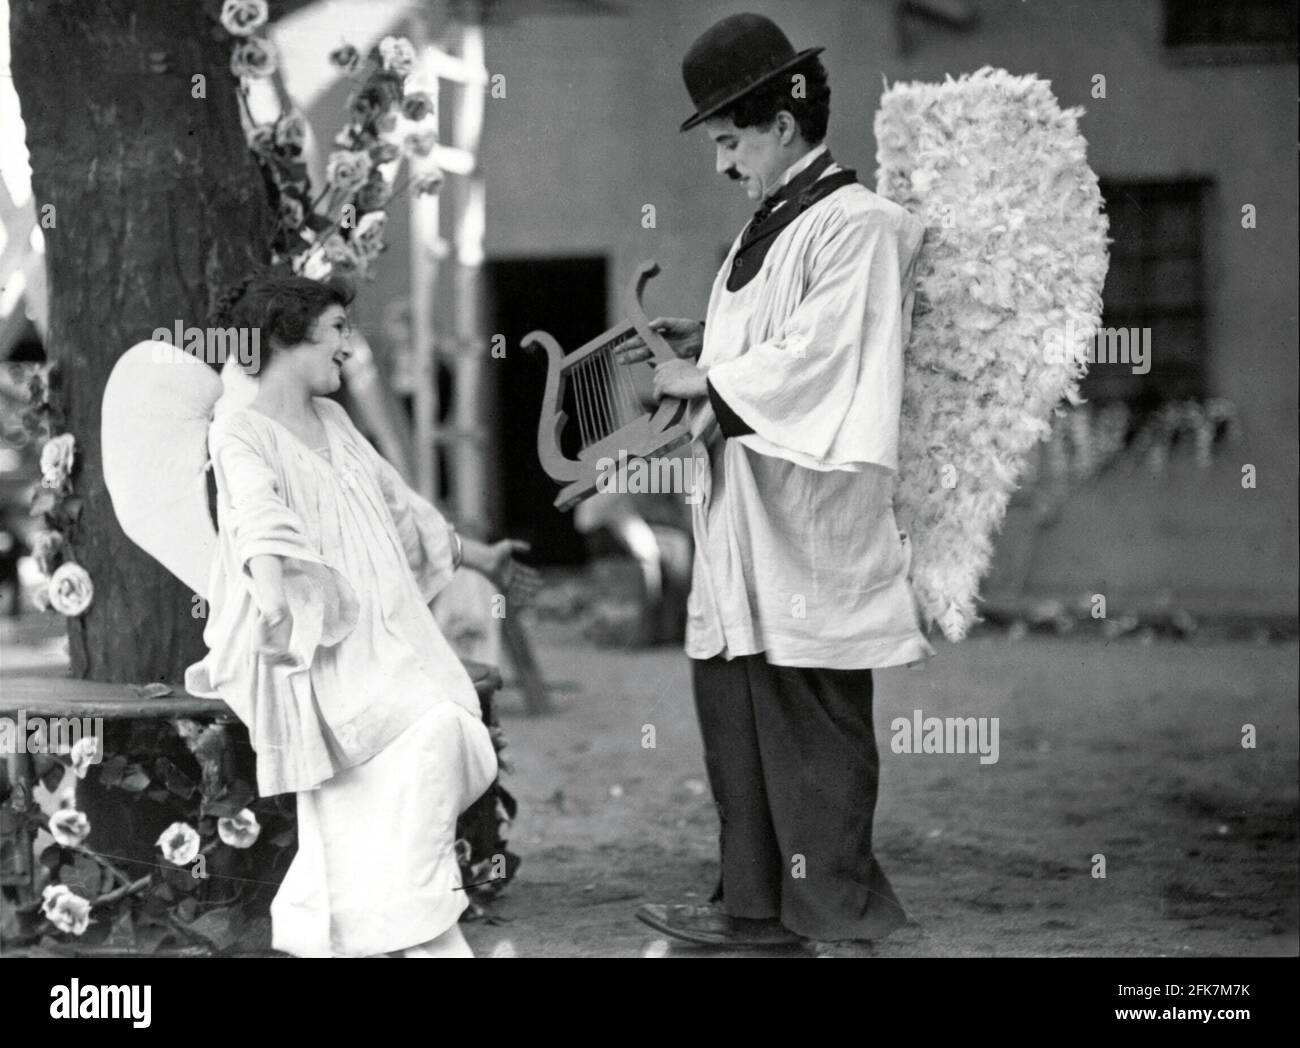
[691,653,907,941]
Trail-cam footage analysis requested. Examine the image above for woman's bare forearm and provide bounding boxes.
[457,536,492,576]
[247,554,288,618]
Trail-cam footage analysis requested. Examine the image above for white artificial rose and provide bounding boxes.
[39,433,76,489]
[320,233,362,275]
[217,808,261,849]
[30,529,63,576]
[69,736,102,779]
[300,249,332,282]
[219,0,268,36]
[48,808,91,848]
[378,36,416,76]
[324,149,372,195]
[41,884,92,936]
[231,36,277,80]
[47,562,93,617]
[156,821,201,866]
[353,211,387,260]
[274,112,307,153]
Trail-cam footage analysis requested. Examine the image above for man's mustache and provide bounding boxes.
[724,168,742,181]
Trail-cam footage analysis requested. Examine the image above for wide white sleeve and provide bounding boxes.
[209,418,358,651]
[324,402,458,602]
[705,208,910,469]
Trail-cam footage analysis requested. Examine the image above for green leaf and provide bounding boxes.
[176,896,198,922]
[39,844,64,871]
[61,496,83,522]
[134,923,170,953]
[240,915,273,953]
[167,864,200,895]
[159,760,197,800]
[188,906,240,952]
[0,891,26,945]
[201,779,255,818]
[269,827,296,849]
[119,764,152,793]
[57,855,100,897]
[102,910,136,949]
[97,754,128,789]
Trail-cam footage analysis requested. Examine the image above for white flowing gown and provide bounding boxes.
[185,397,497,957]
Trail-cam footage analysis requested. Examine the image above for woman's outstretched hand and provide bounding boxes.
[484,539,543,609]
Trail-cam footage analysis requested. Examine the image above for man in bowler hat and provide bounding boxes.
[618,13,934,957]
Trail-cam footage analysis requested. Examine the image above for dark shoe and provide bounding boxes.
[636,903,800,948]
[802,938,875,958]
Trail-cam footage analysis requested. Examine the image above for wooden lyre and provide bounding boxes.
[523,260,692,510]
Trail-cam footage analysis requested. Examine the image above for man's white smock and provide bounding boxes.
[686,147,936,669]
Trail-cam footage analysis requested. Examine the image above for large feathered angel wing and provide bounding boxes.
[877,67,1109,641]
[101,341,258,599]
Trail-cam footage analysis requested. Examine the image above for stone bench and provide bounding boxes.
[0,660,505,955]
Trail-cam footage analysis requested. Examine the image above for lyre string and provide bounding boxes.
[589,354,606,442]
[584,355,602,445]
[572,357,586,448]
[566,337,651,452]
[591,356,605,444]
[597,350,615,439]
[575,357,593,449]
[613,348,640,427]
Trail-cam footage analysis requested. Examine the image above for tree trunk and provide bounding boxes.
[9,0,273,683]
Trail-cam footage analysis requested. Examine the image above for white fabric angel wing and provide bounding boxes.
[102,341,253,599]
[876,67,1109,641]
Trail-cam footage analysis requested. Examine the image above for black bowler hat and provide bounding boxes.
[679,13,824,132]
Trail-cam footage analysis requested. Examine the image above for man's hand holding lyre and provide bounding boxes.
[652,358,709,400]
[613,317,704,365]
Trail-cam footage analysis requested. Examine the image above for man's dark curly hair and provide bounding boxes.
[208,269,355,372]
[716,55,831,144]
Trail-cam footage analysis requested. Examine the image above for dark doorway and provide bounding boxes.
[486,255,607,565]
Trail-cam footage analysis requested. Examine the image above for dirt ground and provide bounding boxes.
[4,613,1295,958]
[463,621,1299,958]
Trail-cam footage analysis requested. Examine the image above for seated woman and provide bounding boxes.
[185,272,539,958]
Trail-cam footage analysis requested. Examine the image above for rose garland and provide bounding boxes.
[211,0,442,281]
[5,707,516,950]
[19,365,93,617]
[4,717,298,953]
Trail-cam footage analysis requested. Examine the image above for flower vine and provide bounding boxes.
[211,0,443,282]
[21,365,92,616]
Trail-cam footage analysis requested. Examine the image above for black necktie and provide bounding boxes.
[727,151,857,292]
[749,150,836,231]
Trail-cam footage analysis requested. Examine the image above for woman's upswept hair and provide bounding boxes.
[717,55,831,144]
[209,268,355,370]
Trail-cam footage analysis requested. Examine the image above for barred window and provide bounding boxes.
[1086,179,1211,413]
[1164,0,1299,63]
